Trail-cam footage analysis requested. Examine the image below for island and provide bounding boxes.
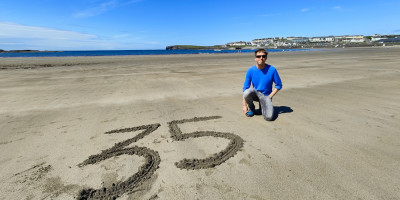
[166,45,236,50]
[0,50,60,53]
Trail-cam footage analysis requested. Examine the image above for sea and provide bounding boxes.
[0,49,310,57]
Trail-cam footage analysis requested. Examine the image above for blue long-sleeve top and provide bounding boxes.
[243,64,282,96]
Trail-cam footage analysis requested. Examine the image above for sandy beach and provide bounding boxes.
[0,47,399,199]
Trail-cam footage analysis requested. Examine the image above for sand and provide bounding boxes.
[0,47,399,199]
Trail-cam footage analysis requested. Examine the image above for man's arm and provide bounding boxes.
[269,68,282,99]
[269,88,279,99]
[242,68,252,114]
[242,97,248,113]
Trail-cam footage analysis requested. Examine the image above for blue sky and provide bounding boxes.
[1,0,399,50]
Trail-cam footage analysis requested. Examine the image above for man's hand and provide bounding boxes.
[243,105,248,114]
[269,88,279,99]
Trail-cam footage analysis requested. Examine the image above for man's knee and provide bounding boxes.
[243,88,253,98]
[244,88,259,101]
[263,115,274,121]
[262,108,275,121]
[261,98,274,121]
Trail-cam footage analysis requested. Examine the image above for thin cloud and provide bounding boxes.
[73,0,144,18]
[0,22,96,40]
[73,0,118,18]
[0,22,97,50]
[0,22,159,50]
[301,8,309,12]
[333,6,342,10]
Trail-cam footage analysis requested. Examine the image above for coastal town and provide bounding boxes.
[226,34,400,48]
[166,34,400,50]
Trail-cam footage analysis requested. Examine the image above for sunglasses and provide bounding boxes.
[255,55,267,58]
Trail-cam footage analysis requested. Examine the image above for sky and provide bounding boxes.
[1,0,399,50]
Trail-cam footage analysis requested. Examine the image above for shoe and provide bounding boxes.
[245,110,254,117]
[254,109,262,115]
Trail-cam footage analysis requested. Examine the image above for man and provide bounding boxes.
[242,49,282,121]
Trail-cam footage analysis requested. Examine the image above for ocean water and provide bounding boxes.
[0,49,310,57]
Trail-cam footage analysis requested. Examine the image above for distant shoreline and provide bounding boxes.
[0,48,313,58]
[165,43,397,50]
[0,50,60,53]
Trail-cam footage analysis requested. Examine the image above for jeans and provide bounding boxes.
[243,88,274,121]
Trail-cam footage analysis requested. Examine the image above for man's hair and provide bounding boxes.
[255,49,268,57]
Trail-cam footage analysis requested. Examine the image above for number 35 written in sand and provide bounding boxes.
[77,116,244,200]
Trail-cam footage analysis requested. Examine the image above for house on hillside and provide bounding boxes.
[378,37,400,43]
[287,37,309,43]
[342,35,365,43]
[371,35,388,42]
[226,41,251,46]
[309,36,335,43]
[251,38,274,46]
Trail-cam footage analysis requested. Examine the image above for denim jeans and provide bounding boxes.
[243,88,274,121]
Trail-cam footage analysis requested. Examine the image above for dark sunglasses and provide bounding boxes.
[255,55,267,58]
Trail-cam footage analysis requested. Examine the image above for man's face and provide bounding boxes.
[255,52,267,64]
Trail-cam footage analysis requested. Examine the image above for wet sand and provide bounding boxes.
[0,47,399,199]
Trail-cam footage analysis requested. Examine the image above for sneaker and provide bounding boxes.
[245,110,254,117]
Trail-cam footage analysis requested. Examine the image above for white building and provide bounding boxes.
[371,35,388,42]
[287,37,309,43]
[342,35,365,43]
[252,38,274,46]
[309,36,335,43]
[226,41,251,46]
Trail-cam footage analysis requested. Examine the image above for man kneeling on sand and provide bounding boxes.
[242,49,282,121]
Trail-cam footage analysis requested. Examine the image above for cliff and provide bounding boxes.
[166,45,226,50]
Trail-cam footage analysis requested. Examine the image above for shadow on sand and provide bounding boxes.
[254,106,293,121]
[272,106,293,120]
